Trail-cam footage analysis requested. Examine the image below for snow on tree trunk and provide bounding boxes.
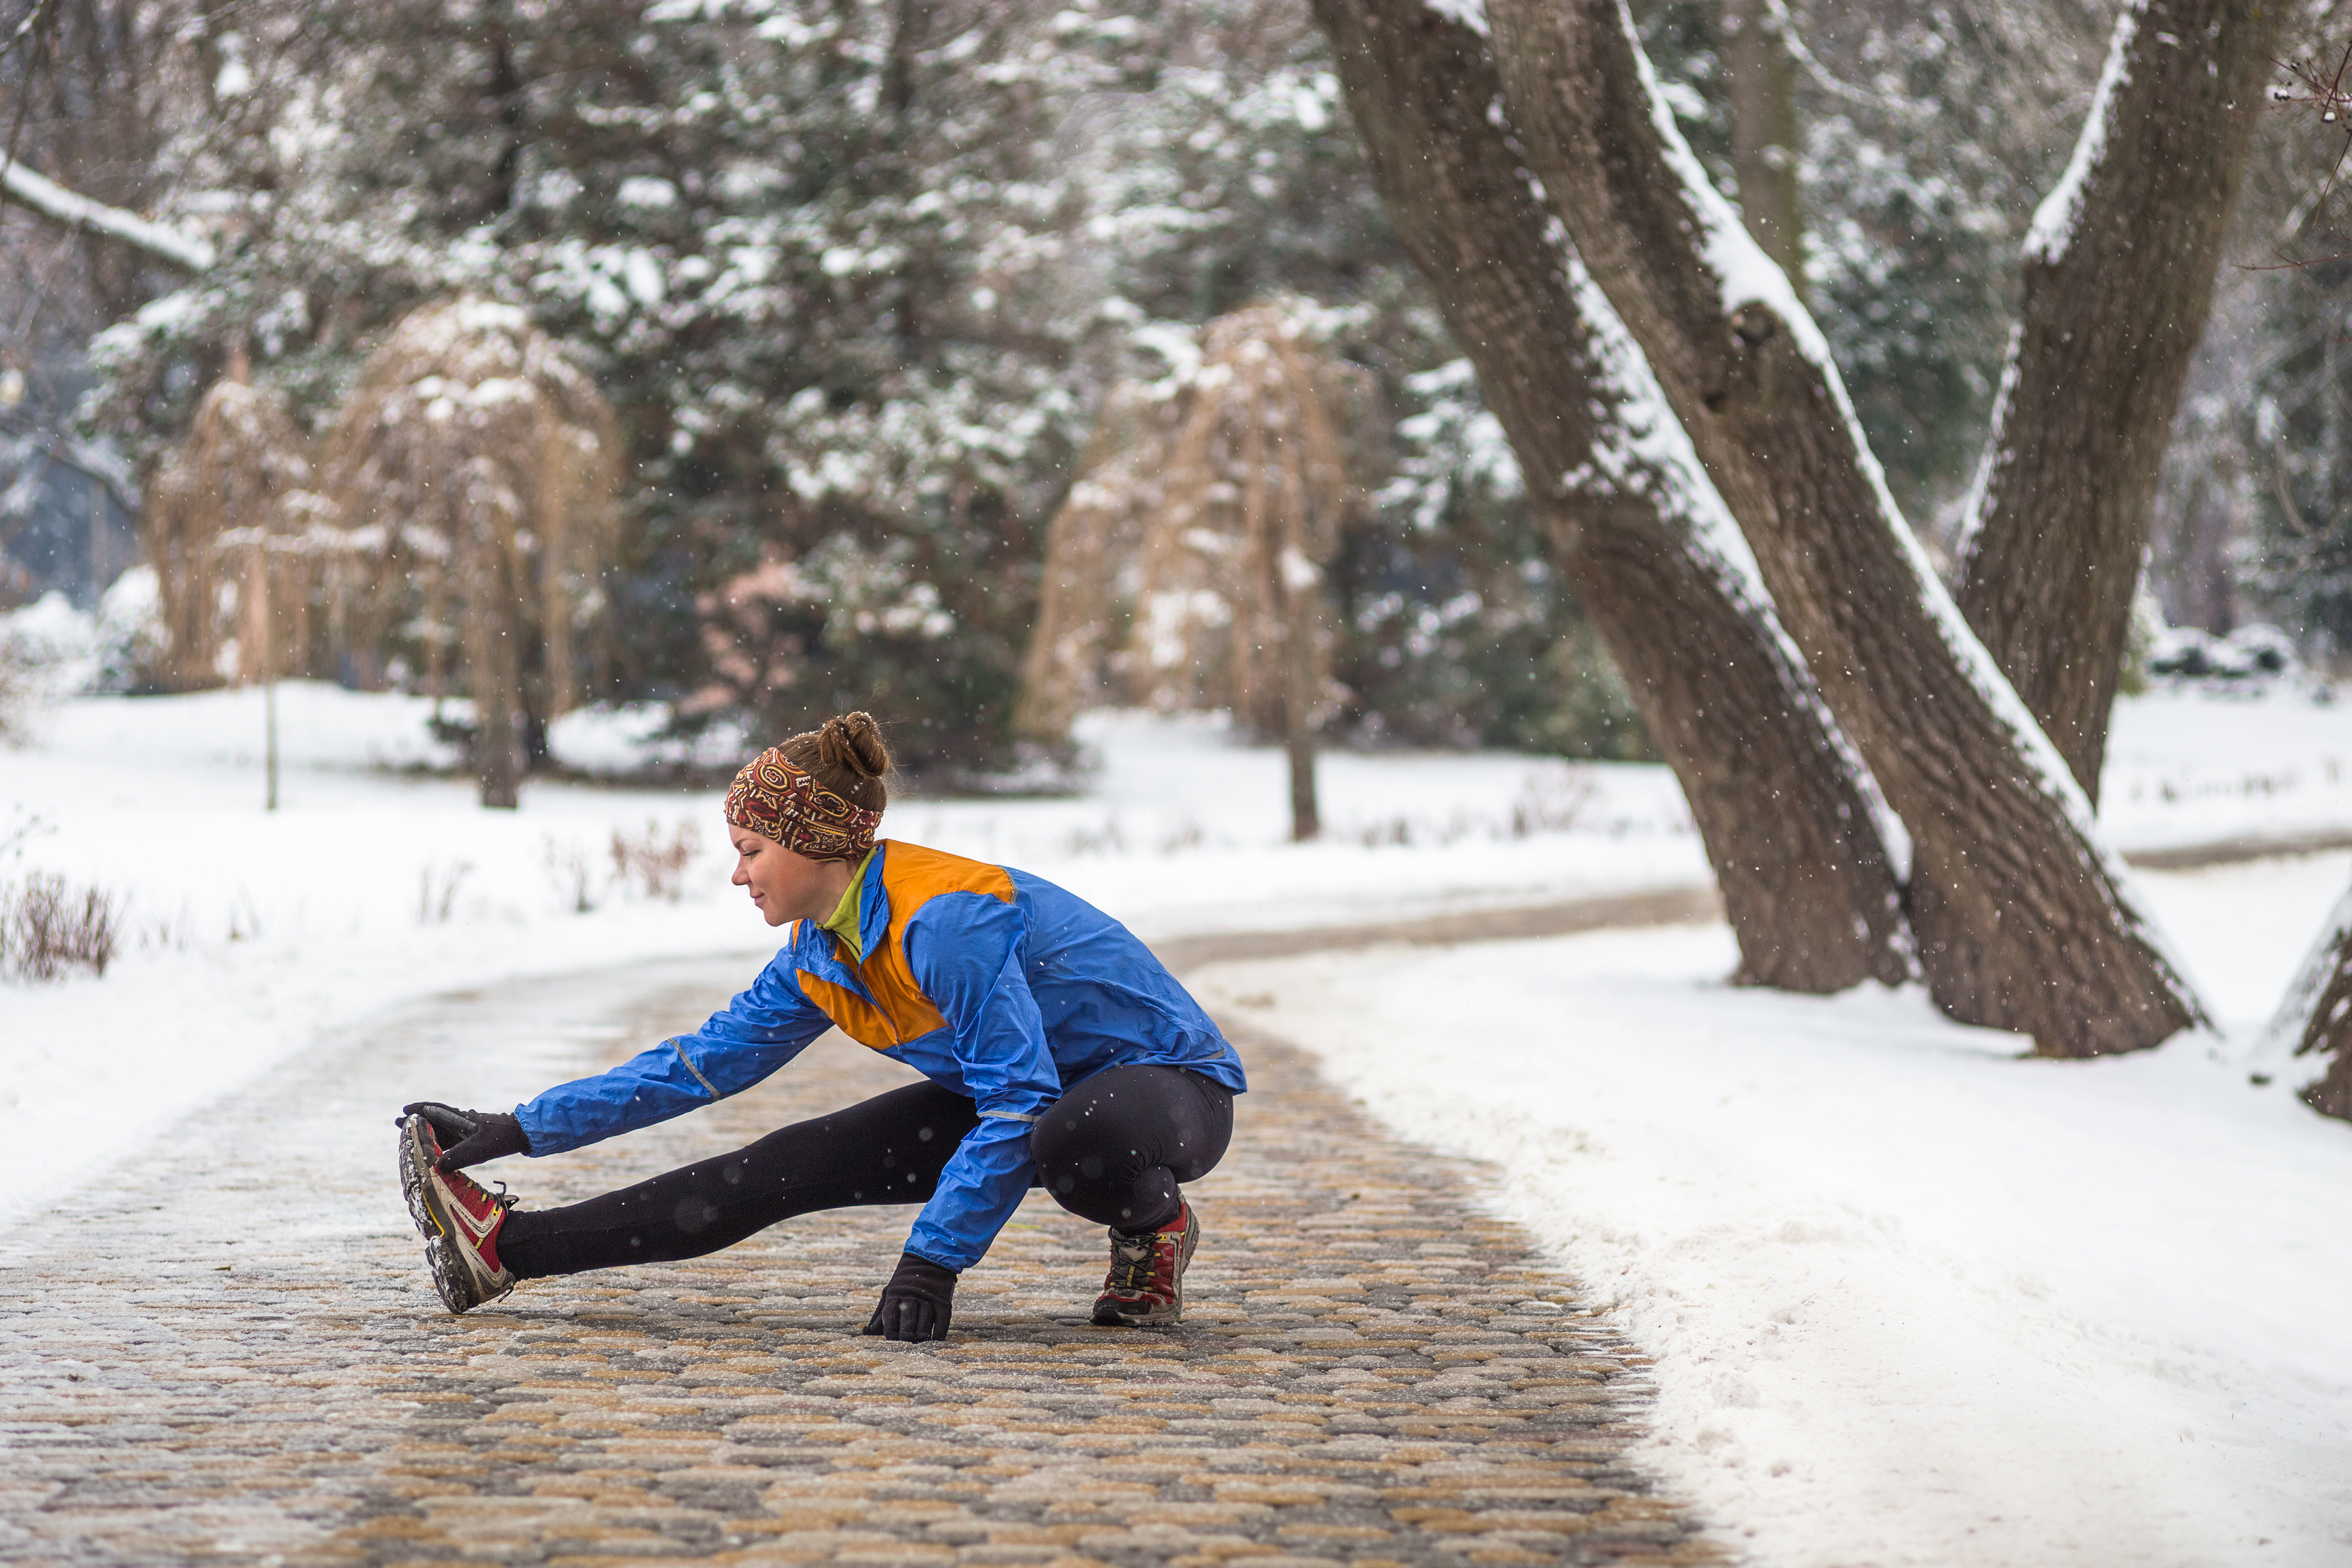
[2259,881,2352,1123]
[1314,0,1909,992]
[1953,0,2281,796]
[1482,0,2204,1053]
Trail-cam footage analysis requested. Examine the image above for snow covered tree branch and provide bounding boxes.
[0,155,213,273]
[1954,0,2283,796]
[1480,0,2206,1056]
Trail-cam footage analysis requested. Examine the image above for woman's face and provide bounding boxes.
[728,825,844,927]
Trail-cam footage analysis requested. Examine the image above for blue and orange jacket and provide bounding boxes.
[513,841,1247,1271]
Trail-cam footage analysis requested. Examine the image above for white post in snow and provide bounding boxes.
[266,678,279,813]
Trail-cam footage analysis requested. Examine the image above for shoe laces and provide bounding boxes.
[1106,1230,1160,1293]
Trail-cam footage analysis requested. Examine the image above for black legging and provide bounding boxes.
[498,1062,1233,1280]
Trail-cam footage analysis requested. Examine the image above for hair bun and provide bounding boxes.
[818,712,891,780]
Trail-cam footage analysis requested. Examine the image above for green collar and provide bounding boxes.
[818,848,877,962]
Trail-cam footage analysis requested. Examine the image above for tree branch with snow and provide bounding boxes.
[0,156,213,273]
[1953,0,2283,797]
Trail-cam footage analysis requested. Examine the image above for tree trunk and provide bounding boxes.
[1282,579,1321,844]
[1953,0,2281,795]
[1484,0,2203,1052]
[466,532,524,811]
[1312,0,1909,991]
[2260,880,2352,1124]
[1721,0,1804,290]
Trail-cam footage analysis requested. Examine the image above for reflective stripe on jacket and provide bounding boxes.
[514,841,1247,1270]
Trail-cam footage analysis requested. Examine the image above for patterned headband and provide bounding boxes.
[724,747,882,862]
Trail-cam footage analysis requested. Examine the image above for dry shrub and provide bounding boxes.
[1509,771,1598,837]
[416,860,473,925]
[141,372,329,691]
[1,873,124,981]
[323,297,623,807]
[544,837,602,914]
[610,821,697,902]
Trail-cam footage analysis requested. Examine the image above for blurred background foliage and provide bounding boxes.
[6,0,2352,784]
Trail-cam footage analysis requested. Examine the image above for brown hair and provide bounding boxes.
[777,711,892,813]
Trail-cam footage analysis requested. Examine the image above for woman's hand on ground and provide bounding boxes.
[863,1252,957,1342]
[400,1102,530,1171]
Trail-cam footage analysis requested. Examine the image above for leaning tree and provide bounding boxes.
[320,297,622,808]
[1447,0,2244,1055]
[1309,0,1911,991]
[1951,0,2283,797]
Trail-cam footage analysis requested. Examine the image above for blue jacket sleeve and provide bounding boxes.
[900,894,1062,1271]
[514,945,832,1156]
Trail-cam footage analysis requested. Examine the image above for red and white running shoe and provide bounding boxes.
[397,1112,517,1313]
[1091,1199,1199,1327]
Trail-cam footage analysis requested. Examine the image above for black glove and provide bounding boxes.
[400,1102,530,1171]
[862,1252,957,1342]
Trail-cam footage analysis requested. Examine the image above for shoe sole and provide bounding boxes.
[397,1115,511,1315]
[1092,1206,1201,1327]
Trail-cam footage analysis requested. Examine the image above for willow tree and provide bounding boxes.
[321,297,622,808]
[1013,382,1185,744]
[1131,305,1359,842]
[140,370,316,691]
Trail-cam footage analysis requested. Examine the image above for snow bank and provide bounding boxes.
[1193,855,2352,1567]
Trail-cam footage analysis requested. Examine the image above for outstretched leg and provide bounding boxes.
[497,1080,981,1279]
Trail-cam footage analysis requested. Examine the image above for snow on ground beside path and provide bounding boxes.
[1192,855,2352,1568]
[2102,686,2352,850]
[0,687,1702,1211]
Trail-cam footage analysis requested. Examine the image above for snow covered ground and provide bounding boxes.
[6,674,2352,1564]
[2102,683,2352,851]
[1190,855,2352,1567]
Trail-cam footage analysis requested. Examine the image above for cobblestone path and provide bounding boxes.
[0,952,1718,1568]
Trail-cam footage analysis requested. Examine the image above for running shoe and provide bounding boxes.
[397,1111,517,1313]
[1091,1199,1199,1327]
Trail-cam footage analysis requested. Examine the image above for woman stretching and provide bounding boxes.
[396,713,1244,1340]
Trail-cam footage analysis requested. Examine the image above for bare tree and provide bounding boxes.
[1480,0,2203,1054]
[1311,0,1910,990]
[1953,0,2284,794]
